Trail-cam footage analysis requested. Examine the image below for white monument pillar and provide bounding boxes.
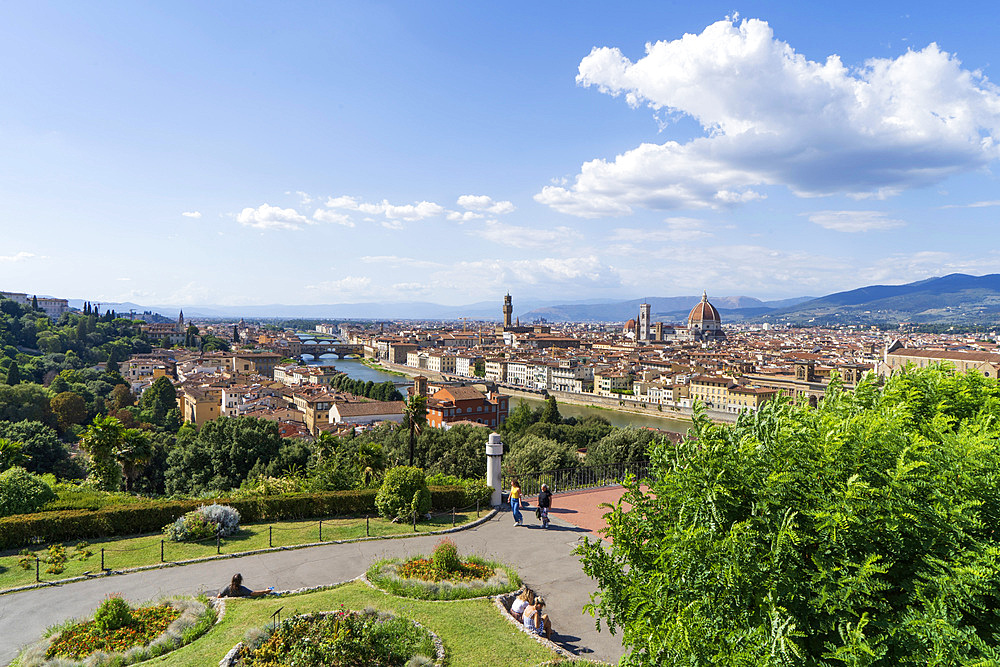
[486,432,504,507]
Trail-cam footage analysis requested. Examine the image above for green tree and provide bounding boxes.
[139,376,177,425]
[0,420,77,477]
[79,415,126,491]
[584,427,658,468]
[108,384,134,411]
[403,395,427,467]
[0,383,53,426]
[0,437,26,472]
[540,395,561,424]
[115,427,152,492]
[50,391,88,431]
[375,465,430,520]
[504,434,579,474]
[501,399,536,435]
[578,368,1000,666]
[5,360,20,385]
[0,466,56,517]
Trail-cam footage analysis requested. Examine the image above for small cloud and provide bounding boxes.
[473,220,581,248]
[939,200,1000,209]
[0,251,37,262]
[807,210,906,232]
[457,195,516,215]
[305,276,372,294]
[181,211,202,219]
[236,203,311,231]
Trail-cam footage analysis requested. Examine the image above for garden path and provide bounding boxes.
[0,490,628,666]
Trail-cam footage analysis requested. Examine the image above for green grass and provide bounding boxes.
[0,512,480,592]
[140,581,558,666]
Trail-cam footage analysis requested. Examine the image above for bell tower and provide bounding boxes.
[502,293,513,329]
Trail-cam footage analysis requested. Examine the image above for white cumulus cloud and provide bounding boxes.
[324,195,445,225]
[808,210,906,232]
[313,208,355,227]
[236,204,311,231]
[537,17,1000,216]
[181,211,202,219]
[457,195,516,215]
[305,276,372,295]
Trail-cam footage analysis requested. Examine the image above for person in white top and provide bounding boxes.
[510,589,534,622]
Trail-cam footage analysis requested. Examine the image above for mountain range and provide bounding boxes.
[64,273,1000,325]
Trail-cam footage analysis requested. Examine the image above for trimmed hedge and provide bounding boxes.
[0,486,478,550]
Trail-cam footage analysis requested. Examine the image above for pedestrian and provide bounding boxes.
[218,573,272,598]
[537,483,552,529]
[510,478,523,526]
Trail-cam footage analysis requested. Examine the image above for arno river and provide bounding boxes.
[307,355,690,435]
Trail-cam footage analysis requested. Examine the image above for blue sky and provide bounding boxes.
[2,1,999,307]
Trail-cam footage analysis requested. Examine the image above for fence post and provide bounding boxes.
[269,526,272,548]
[477,499,480,517]
[35,556,39,582]
[216,535,220,555]
[319,520,323,542]
[160,540,164,563]
[101,548,105,571]
[452,507,456,527]
[412,510,416,532]
[366,515,370,537]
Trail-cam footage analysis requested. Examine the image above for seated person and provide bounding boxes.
[218,572,271,598]
[510,589,535,622]
[523,596,552,639]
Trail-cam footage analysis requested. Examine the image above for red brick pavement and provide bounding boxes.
[526,485,632,542]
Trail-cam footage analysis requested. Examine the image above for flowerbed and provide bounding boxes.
[236,608,438,666]
[396,557,493,583]
[367,555,521,601]
[46,604,179,658]
[16,596,216,667]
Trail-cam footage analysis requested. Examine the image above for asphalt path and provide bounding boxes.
[0,509,625,665]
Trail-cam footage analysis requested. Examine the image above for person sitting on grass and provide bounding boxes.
[510,588,535,622]
[218,572,272,598]
[523,596,552,639]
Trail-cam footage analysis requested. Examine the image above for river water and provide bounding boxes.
[307,353,688,434]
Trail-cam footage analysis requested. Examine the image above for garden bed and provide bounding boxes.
[226,608,444,667]
[15,596,217,666]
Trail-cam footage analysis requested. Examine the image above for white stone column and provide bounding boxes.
[486,432,504,507]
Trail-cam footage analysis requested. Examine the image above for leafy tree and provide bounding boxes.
[5,360,20,385]
[139,376,177,425]
[108,384,134,411]
[578,368,1000,666]
[375,466,430,520]
[504,434,579,474]
[50,391,88,431]
[403,395,427,467]
[116,427,153,492]
[585,427,658,468]
[0,419,77,477]
[0,466,56,517]
[164,417,285,495]
[0,437,26,472]
[501,399,536,435]
[540,395,561,424]
[79,415,126,491]
[0,383,53,426]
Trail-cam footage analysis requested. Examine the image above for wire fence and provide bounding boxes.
[20,501,488,584]
[502,460,652,497]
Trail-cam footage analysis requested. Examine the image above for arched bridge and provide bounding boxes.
[297,342,362,359]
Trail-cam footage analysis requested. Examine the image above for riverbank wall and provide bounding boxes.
[362,358,737,426]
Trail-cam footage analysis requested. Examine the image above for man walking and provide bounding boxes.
[537,483,552,529]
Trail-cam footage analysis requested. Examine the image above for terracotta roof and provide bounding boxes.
[888,349,1000,363]
[332,401,405,417]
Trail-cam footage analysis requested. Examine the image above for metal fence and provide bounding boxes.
[502,460,651,497]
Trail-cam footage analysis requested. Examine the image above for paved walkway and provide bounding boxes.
[0,496,628,666]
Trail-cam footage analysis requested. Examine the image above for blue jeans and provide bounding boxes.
[511,498,522,524]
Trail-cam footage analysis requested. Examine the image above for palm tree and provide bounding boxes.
[115,428,153,493]
[403,395,427,467]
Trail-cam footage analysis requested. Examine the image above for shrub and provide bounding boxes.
[0,466,56,517]
[376,466,431,520]
[44,544,67,574]
[432,537,460,573]
[0,485,464,549]
[93,594,134,632]
[367,556,521,600]
[163,504,241,542]
[426,473,492,507]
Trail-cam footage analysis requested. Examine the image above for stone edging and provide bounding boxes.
[218,608,446,667]
[494,592,575,659]
[0,509,499,597]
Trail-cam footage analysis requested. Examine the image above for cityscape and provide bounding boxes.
[3,3,1000,666]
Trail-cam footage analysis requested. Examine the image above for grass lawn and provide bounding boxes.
[141,580,558,666]
[0,512,479,592]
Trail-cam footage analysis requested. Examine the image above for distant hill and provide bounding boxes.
[766,273,1000,324]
